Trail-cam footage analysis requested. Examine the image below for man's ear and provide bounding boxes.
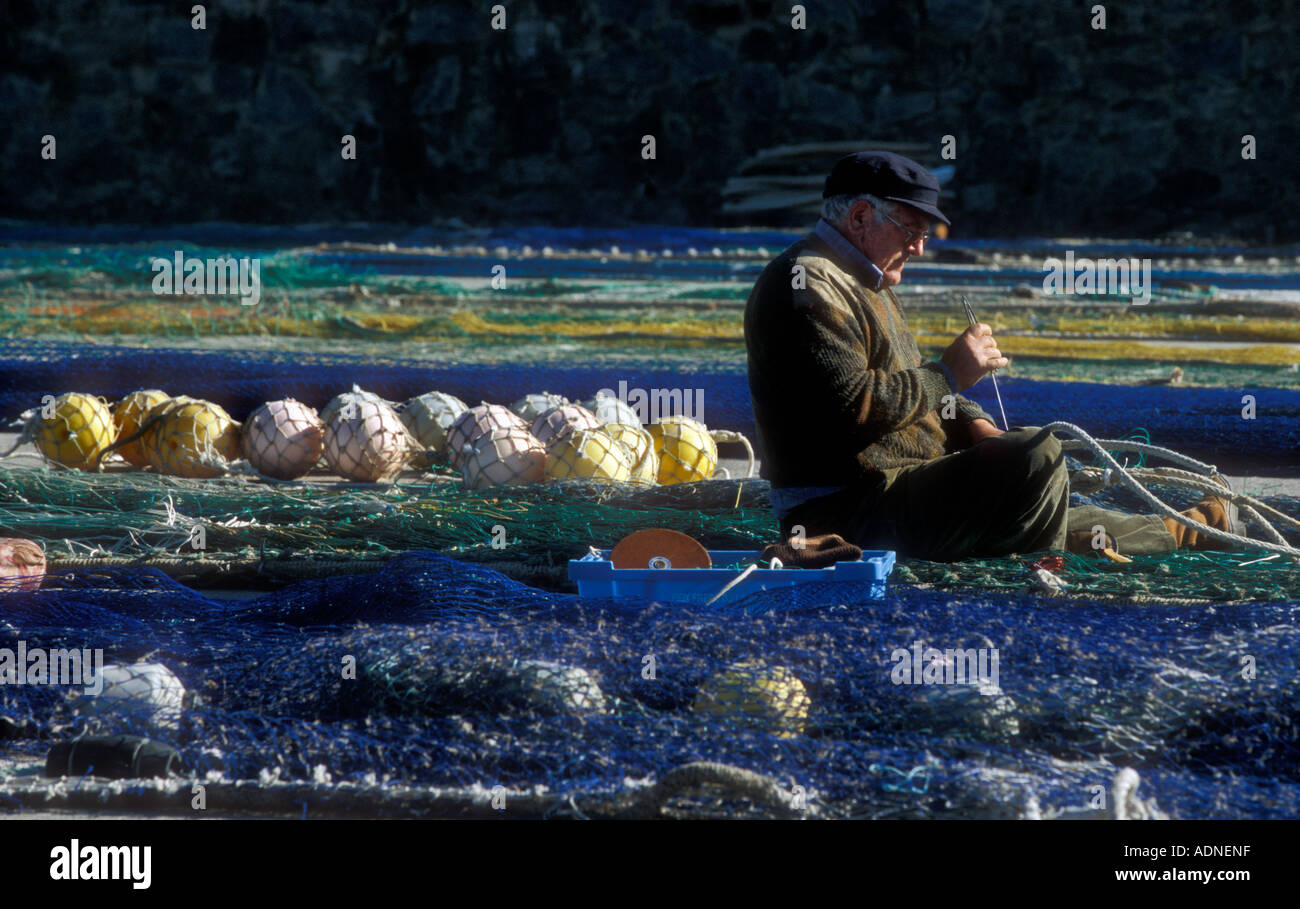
[848,201,873,238]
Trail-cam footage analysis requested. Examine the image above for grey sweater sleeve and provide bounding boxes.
[956,395,996,425]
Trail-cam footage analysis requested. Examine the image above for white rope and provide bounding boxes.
[1071,465,1297,544]
[1120,467,1300,535]
[1045,422,1300,559]
[705,561,759,605]
[1059,438,1219,476]
[1234,505,1289,546]
[1234,496,1300,532]
[709,429,755,478]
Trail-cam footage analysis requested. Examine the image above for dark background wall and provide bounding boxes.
[1,0,1296,238]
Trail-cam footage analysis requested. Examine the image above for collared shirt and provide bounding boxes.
[812,218,885,291]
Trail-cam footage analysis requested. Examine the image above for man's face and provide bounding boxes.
[845,201,930,287]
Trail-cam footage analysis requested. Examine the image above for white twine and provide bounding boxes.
[1048,422,1299,559]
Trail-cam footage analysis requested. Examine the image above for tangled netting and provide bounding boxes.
[2,551,1299,819]
[0,468,774,585]
[2,340,1298,471]
[4,462,1298,602]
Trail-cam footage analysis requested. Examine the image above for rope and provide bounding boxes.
[47,554,394,577]
[1047,422,1300,559]
[1072,466,1298,544]
[709,429,755,478]
[1118,468,1300,532]
[705,562,760,605]
[0,760,810,819]
[92,411,163,469]
[41,553,574,588]
[631,761,811,818]
[1059,438,1219,475]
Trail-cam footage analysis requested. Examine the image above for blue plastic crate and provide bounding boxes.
[568,549,896,606]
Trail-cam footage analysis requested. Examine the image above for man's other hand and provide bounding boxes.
[967,418,1003,443]
[940,323,1009,390]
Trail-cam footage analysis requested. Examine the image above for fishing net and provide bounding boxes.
[398,392,466,467]
[544,428,636,483]
[1,233,1297,818]
[241,399,326,480]
[321,399,408,483]
[3,454,1297,593]
[32,393,117,471]
[4,232,1300,395]
[137,396,241,479]
[2,551,1299,819]
[462,427,546,489]
[0,467,773,587]
[2,341,1296,472]
[1,420,1298,818]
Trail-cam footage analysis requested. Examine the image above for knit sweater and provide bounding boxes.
[744,229,994,489]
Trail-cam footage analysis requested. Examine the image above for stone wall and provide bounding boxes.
[1,0,1294,238]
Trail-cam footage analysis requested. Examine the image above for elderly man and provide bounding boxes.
[744,150,1233,561]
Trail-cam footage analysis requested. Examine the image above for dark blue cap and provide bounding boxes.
[822,150,950,225]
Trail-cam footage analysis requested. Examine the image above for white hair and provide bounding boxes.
[821,192,897,230]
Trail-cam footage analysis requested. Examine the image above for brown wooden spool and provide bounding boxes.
[609,528,711,570]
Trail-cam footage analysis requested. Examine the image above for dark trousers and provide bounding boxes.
[779,426,1174,561]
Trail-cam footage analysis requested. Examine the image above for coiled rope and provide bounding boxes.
[1048,421,1300,559]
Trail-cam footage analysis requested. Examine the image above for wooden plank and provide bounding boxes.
[724,166,954,198]
[724,141,952,218]
[721,193,824,215]
[739,140,931,173]
[721,175,827,195]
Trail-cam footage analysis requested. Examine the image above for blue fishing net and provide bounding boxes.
[2,340,1297,470]
[1,332,1296,818]
[2,551,1298,818]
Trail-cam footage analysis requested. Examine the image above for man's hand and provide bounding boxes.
[967,418,1003,443]
[940,323,1009,391]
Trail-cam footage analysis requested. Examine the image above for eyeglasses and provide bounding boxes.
[881,211,931,246]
